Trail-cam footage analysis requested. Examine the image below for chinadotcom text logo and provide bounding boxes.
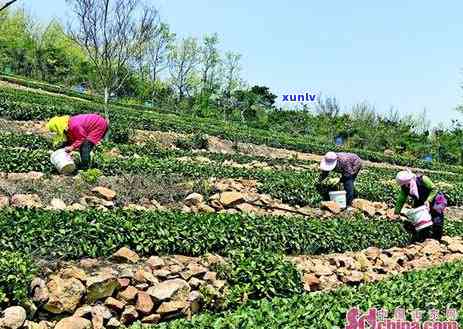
[282,93,317,102]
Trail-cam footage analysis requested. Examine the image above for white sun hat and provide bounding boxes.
[320,152,338,171]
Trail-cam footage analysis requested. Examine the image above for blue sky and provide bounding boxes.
[20,1,463,126]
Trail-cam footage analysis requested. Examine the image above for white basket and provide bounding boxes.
[329,191,347,209]
[406,205,433,231]
[50,148,76,174]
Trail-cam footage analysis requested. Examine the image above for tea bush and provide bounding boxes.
[2,144,463,207]
[3,208,463,260]
[216,249,302,307]
[0,74,100,102]
[174,132,209,150]
[0,145,463,206]
[0,251,37,304]
[0,133,51,149]
[157,260,463,328]
[1,86,462,174]
[79,168,103,185]
[109,119,134,144]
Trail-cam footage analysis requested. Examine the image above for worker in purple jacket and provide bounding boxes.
[318,152,363,207]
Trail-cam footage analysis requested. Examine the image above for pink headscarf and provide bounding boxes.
[396,170,419,199]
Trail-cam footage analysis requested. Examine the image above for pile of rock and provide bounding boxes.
[2,173,453,221]
[9,194,43,209]
[291,236,463,292]
[181,178,317,217]
[321,198,394,218]
[78,186,118,211]
[0,186,165,213]
[177,155,310,172]
[0,172,45,181]
[27,248,227,328]
[3,240,463,328]
[352,198,392,217]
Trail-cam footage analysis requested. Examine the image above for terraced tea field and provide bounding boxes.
[0,77,462,328]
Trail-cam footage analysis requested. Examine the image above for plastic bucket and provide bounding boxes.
[406,205,433,231]
[50,148,75,174]
[329,191,347,209]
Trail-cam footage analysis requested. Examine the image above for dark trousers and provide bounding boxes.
[79,140,95,170]
[404,208,445,242]
[341,175,357,207]
[430,210,444,241]
[415,226,432,242]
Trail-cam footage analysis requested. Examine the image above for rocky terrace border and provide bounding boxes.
[292,236,463,292]
[2,172,463,222]
[2,236,463,329]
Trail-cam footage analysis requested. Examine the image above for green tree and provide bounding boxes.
[66,0,158,106]
[231,85,276,122]
[200,33,220,93]
[168,36,200,101]
[33,20,88,84]
[0,9,35,75]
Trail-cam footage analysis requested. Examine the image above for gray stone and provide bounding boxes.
[147,279,190,302]
[0,306,27,329]
[54,317,91,329]
[86,274,120,303]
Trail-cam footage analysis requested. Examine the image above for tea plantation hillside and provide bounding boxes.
[0,77,462,329]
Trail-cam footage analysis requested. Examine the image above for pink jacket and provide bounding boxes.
[67,114,108,150]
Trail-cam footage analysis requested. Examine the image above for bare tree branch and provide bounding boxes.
[223,51,242,98]
[66,0,158,105]
[0,0,19,12]
[168,37,200,101]
[200,33,220,93]
[145,22,174,82]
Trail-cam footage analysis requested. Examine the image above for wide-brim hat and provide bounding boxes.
[396,170,415,186]
[320,152,337,171]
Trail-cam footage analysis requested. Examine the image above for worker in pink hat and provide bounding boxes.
[318,152,363,207]
[394,170,446,241]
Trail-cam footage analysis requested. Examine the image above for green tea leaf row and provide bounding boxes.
[3,208,463,260]
[1,86,461,173]
[157,260,463,328]
[1,145,463,207]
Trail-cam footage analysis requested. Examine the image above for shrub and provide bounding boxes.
[110,120,134,144]
[0,251,37,304]
[79,168,103,185]
[0,208,450,259]
[175,133,209,150]
[157,260,463,328]
[216,249,302,308]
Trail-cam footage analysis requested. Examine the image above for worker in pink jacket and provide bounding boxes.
[47,113,109,169]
